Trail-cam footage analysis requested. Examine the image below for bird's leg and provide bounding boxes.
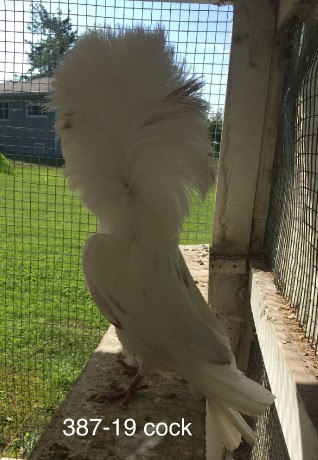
[116,357,139,376]
[111,372,149,407]
[89,370,148,407]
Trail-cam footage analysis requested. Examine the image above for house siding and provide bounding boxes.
[0,94,62,159]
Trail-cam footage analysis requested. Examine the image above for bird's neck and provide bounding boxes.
[97,218,179,246]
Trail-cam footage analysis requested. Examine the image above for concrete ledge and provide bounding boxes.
[250,259,318,460]
[29,245,209,460]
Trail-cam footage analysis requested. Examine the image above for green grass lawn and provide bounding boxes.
[0,160,215,457]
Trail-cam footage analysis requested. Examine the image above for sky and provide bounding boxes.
[0,0,233,111]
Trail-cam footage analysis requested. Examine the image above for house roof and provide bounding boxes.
[0,77,53,95]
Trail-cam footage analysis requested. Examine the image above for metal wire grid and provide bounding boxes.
[0,162,102,457]
[0,0,233,245]
[233,340,290,460]
[0,0,232,113]
[265,5,318,352]
[0,1,233,457]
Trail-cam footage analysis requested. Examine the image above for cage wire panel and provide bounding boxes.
[266,4,318,353]
[235,340,290,460]
[0,0,233,457]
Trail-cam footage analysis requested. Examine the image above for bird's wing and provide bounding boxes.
[175,246,231,346]
[82,233,127,329]
[82,231,181,368]
[82,232,232,368]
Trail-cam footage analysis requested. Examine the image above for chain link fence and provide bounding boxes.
[265,3,318,353]
[0,1,233,457]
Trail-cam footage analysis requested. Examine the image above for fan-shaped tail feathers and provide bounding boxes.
[201,363,274,450]
[49,27,213,241]
[208,399,255,452]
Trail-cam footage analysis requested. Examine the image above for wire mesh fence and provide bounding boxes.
[233,340,290,460]
[0,1,233,457]
[265,4,318,353]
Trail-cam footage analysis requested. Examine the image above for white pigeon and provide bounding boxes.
[49,26,274,451]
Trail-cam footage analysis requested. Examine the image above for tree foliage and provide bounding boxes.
[26,3,78,76]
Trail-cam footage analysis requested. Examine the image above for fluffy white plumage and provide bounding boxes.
[49,27,274,451]
[119,425,162,459]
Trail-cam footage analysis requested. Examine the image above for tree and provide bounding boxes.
[208,109,223,158]
[26,3,78,77]
[12,74,31,82]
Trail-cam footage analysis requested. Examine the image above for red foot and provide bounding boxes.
[89,371,148,407]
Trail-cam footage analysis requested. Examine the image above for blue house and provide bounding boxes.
[0,77,62,161]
